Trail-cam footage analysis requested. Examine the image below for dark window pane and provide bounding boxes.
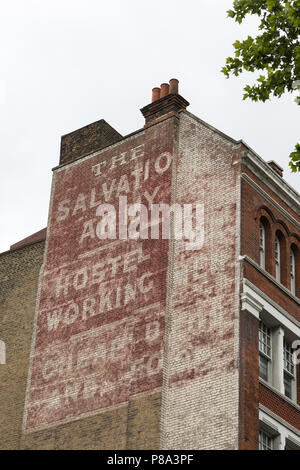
[259,355,268,382]
[284,372,292,399]
[259,431,273,450]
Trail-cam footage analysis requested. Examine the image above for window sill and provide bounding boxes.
[259,378,300,412]
[284,369,295,379]
[259,350,271,361]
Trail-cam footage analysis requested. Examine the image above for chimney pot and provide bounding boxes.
[160,83,169,98]
[169,78,179,94]
[152,87,161,103]
[140,79,189,125]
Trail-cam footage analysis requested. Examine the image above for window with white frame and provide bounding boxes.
[259,430,273,450]
[258,320,298,403]
[259,321,272,382]
[283,340,295,400]
[244,280,299,405]
[259,409,300,450]
[275,235,281,282]
[290,249,296,296]
[285,438,300,450]
[260,222,266,269]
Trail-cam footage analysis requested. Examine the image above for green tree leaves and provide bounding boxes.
[290,143,300,171]
[223,0,300,172]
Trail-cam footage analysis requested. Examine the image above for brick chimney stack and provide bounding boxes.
[141,78,189,126]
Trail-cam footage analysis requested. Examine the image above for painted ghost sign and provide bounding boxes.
[23,133,173,432]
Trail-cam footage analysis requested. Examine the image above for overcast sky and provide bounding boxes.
[1,0,299,253]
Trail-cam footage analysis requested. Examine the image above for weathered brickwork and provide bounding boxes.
[240,159,300,446]
[239,310,259,450]
[1,83,299,449]
[0,241,45,449]
[59,119,122,166]
[23,114,177,440]
[20,392,161,449]
[242,261,300,319]
[160,112,241,449]
[0,240,161,450]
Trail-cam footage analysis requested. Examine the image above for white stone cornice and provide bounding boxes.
[242,152,300,216]
[241,291,263,319]
[259,405,300,445]
[242,278,300,337]
[241,173,300,227]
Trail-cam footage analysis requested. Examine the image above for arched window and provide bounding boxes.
[259,216,271,271]
[275,230,288,286]
[290,248,296,295]
[275,235,281,282]
[260,222,266,269]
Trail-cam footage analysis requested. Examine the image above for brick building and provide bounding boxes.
[0,79,299,450]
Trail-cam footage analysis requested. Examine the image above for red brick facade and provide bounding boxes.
[240,154,300,449]
[259,383,300,430]
[239,310,260,450]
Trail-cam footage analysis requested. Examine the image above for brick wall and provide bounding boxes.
[160,111,241,449]
[259,383,300,429]
[242,165,300,221]
[240,162,300,445]
[20,392,161,449]
[239,309,259,450]
[0,241,45,449]
[21,114,177,447]
[241,173,300,307]
[1,104,299,450]
[59,119,122,165]
[243,261,299,320]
